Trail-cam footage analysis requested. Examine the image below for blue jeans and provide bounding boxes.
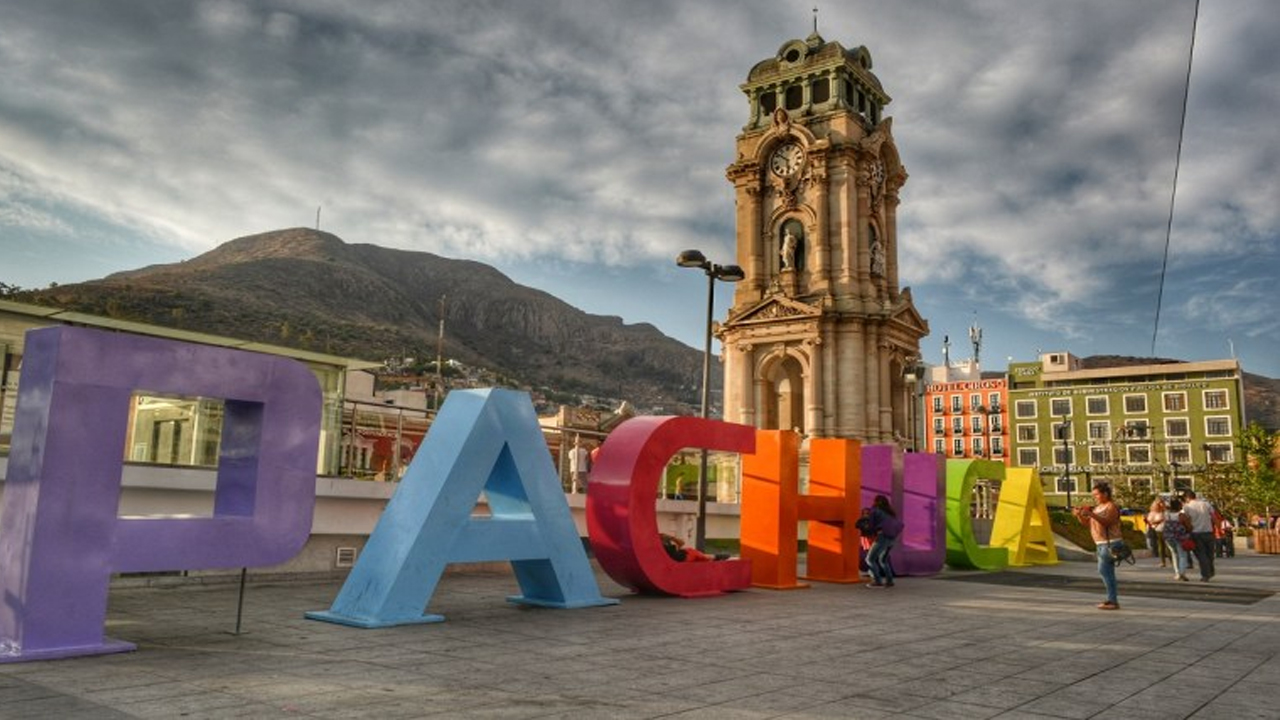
[1167,540,1191,576]
[1095,542,1120,603]
[868,535,897,585]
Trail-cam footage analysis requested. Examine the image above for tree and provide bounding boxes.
[1238,422,1280,517]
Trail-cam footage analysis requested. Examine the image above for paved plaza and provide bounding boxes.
[2,551,1279,719]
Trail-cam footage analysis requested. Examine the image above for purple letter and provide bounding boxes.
[0,326,320,662]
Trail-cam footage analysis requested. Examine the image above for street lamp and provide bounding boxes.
[1058,412,1073,509]
[676,249,745,550]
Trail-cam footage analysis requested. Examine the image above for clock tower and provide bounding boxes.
[720,32,928,445]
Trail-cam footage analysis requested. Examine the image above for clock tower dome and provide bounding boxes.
[720,31,928,444]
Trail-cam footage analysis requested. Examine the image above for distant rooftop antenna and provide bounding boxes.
[969,316,983,367]
[942,335,951,368]
[813,5,819,34]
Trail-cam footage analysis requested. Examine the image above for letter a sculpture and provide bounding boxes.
[309,389,616,627]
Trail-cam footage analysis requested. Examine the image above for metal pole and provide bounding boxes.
[1062,412,1073,509]
[435,295,446,411]
[233,567,247,635]
[695,271,714,551]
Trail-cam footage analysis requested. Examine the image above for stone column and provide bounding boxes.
[804,336,823,437]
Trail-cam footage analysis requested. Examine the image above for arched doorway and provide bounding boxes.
[761,355,806,434]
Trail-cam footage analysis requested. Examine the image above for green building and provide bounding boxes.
[1007,351,1245,506]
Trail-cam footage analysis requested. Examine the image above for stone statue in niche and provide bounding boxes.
[780,227,798,270]
[869,226,885,277]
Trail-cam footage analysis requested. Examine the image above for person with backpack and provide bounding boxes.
[864,495,903,588]
[1162,498,1194,582]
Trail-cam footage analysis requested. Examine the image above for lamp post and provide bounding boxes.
[676,249,745,551]
[1058,411,1073,509]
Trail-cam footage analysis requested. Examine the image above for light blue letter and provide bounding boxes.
[307,389,615,627]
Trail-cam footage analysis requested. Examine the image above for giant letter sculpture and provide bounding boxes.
[896,451,946,575]
[587,416,754,597]
[944,459,1010,570]
[740,433,863,587]
[0,326,321,662]
[989,468,1059,566]
[309,389,615,627]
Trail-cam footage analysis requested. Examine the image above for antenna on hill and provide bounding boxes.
[315,206,322,231]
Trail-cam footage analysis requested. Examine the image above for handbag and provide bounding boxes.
[1181,538,1196,551]
[1109,541,1135,565]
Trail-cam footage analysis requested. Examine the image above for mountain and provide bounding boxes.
[15,228,706,409]
[1081,355,1280,432]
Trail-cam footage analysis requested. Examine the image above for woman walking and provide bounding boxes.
[1145,498,1169,568]
[1162,498,1194,581]
[864,495,903,588]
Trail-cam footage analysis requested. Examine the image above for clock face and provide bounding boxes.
[770,142,804,177]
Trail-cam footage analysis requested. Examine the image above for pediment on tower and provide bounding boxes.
[724,295,823,328]
[887,287,930,337]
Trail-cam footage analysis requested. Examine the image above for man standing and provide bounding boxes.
[1074,482,1123,610]
[568,436,590,494]
[1181,490,1216,582]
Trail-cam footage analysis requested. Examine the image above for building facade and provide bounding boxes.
[719,32,928,444]
[1007,351,1245,505]
[924,371,1010,464]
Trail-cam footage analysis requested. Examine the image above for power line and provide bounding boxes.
[1151,0,1200,356]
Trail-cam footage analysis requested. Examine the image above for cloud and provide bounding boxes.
[0,0,1276,375]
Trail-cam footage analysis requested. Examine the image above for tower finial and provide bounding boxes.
[813,5,819,34]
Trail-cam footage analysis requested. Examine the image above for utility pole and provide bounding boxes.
[435,295,446,411]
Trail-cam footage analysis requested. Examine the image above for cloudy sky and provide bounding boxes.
[2,0,1277,377]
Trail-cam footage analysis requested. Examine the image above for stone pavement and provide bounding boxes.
[2,551,1279,719]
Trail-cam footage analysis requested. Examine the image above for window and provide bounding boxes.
[933,417,945,435]
[1124,394,1147,413]
[932,396,943,413]
[952,438,964,456]
[972,437,984,456]
[1086,396,1109,415]
[1053,446,1075,465]
[1206,416,1232,437]
[1088,421,1111,440]
[1165,418,1189,438]
[1163,392,1187,412]
[760,92,777,114]
[1205,443,1233,463]
[988,393,1001,412]
[952,417,963,434]
[1050,398,1072,417]
[1122,420,1149,439]
[1017,424,1037,442]
[1015,400,1036,419]
[1167,444,1191,464]
[784,84,803,110]
[1018,448,1039,467]
[934,438,945,455]
[990,416,1003,433]
[1053,422,1073,441]
[971,416,983,434]
[1090,446,1112,464]
[970,394,982,411]
[1126,445,1151,464]
[1056,476,1076,494]
[1203,389,1228,410]
[810,78,829,104]
[991,437,1004,456]
[951,395,963,413]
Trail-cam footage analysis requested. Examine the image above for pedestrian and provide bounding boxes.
[567,436,590,494]
[1144,498,1169,568]
[1181,490,1216,582]
[863,495,903,588]
[1074,482,1123,610]
[1217,515,1235,558]
[1162,498,1193,581]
